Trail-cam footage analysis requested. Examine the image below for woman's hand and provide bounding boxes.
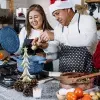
[31,37,49,49]
[31,30,54,49]
[32,37,38,46]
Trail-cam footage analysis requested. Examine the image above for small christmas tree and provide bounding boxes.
[14,47,38,96]
[20,47,33,82]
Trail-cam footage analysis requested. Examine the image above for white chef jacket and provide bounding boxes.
[54,13,97,54]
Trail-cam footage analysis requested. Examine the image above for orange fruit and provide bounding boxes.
[82,94,92,100]
[74,87,83,98]
[0,52,4,60]
[66,92,77,100]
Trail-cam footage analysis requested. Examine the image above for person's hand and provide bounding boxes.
[31,37,43,47]
[31,37,38,46]
[40,31,50,42]
[36,40,48,49]
[40,30,54,42]
[31,37,48,49]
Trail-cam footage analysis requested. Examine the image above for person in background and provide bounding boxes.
[93,41,100,86]
[38,0,98,73]
[93,41,100,69]
[15,4,58,72]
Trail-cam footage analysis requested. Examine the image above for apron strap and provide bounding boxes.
[78,14,80,33]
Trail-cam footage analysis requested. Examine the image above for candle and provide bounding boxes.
[33,86,42,99]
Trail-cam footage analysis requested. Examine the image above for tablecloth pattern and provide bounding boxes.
[0,80,60,100]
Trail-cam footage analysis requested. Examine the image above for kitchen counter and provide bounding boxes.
[0,80,60,100]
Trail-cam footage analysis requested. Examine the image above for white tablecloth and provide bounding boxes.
[0,80,59,100]
[0,80,99,100]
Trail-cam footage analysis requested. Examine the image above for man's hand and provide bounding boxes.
[40,30,54,42]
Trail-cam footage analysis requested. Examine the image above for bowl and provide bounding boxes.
[56,91,66,100]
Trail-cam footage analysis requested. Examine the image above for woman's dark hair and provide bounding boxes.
[26,4,53,37]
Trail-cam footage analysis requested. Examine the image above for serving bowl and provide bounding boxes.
[56,91,66,100]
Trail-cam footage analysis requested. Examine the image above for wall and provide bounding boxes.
[0,0,29,9]
[0,9,9,16]
[0,0,7,8]
[14,0,29,10]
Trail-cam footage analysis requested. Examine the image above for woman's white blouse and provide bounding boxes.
[15,27,58,59]
[54,13,97,54]
[15,27,41,54]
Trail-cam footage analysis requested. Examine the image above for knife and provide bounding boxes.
[41,70,62,77]
[38,77,54,84]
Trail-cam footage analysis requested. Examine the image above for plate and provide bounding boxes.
[0,26,19,53]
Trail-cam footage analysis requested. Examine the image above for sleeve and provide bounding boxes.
[14,27,27,55]
[68,15,97,47]
[43,40,59,60]
[54,24,61,41]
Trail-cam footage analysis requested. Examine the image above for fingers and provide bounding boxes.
[36,41,42,46]
[40,31,50,42]
[31,31,49,49]
[31,37,38,45]
[31,38,43,47]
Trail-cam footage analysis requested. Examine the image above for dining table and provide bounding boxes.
[0,80,60,100]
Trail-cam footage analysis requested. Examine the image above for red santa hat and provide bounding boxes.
[49,0,74,15]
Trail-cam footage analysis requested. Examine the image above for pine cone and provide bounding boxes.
[23,86,33,97]
[23,79,38,97]
[24,79,37,88]
[30,79,38,88]
[14,80,24,92]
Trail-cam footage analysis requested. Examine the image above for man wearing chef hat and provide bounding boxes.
[40,0,98,73]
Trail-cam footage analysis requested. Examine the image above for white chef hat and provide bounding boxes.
[49,0,74,15]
